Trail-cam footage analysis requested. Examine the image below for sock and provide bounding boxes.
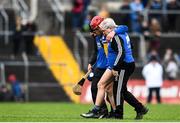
[113,109,116,113]
[93,105,100,112]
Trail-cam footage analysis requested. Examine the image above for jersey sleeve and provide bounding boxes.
[89,38,97,65]
[114,25,128,34]
[113,35,125,70]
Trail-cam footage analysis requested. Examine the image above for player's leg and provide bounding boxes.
[112,69,125,119]
[122,64,144,112]
[91,76,98,103]
[95,69,113,107]
[105,81,116,110]
[81,69,113,118]
[121,63,148,120]
[90,68,108,114]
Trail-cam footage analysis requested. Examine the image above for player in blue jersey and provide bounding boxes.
[86,16,109,117]
[82,18,148,120]
[81,16,128,118]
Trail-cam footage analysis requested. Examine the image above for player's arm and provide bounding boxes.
[88,37,97,70]
[115,25,134,50]
[106,25,128,41]
[112,36,125,71]
[114,25,128,34]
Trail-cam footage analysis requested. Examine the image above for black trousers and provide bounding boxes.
[113,62,144,115]
[147,87,161,103]
[91,68,107,108]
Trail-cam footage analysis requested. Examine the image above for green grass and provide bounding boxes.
[0,103,180,122]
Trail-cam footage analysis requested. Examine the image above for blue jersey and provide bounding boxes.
[89,36,108,69]
[114,25,128,34]
[94,36,108,69]
[89,25,129,69]
[118,33,134,63]
[107,33,134,70]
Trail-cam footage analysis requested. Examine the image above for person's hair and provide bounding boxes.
[99,18,117,30]
[150,55,158,62]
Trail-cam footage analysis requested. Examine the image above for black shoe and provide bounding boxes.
[106,111,123,119]
[106,111,113,118]
[100,107,108,118]
[135,107,149,120]
[80,109,106,119]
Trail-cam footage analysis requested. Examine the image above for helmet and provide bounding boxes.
[90,16,104,30]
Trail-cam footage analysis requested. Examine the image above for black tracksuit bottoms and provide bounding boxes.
[113,62,144,115]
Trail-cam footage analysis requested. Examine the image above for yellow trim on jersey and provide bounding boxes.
[103,42,108,56]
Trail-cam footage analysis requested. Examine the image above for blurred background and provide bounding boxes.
[0,0,180,104]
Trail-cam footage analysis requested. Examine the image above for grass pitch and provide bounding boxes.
[0,102,180,122]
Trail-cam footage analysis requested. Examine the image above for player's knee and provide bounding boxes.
[97,82,105,89]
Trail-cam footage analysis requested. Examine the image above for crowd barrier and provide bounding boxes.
[80,80,180,104]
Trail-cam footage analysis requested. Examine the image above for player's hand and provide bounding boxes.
[88,64,92,71]
[106,31,115,42]
[112,69,118,77]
